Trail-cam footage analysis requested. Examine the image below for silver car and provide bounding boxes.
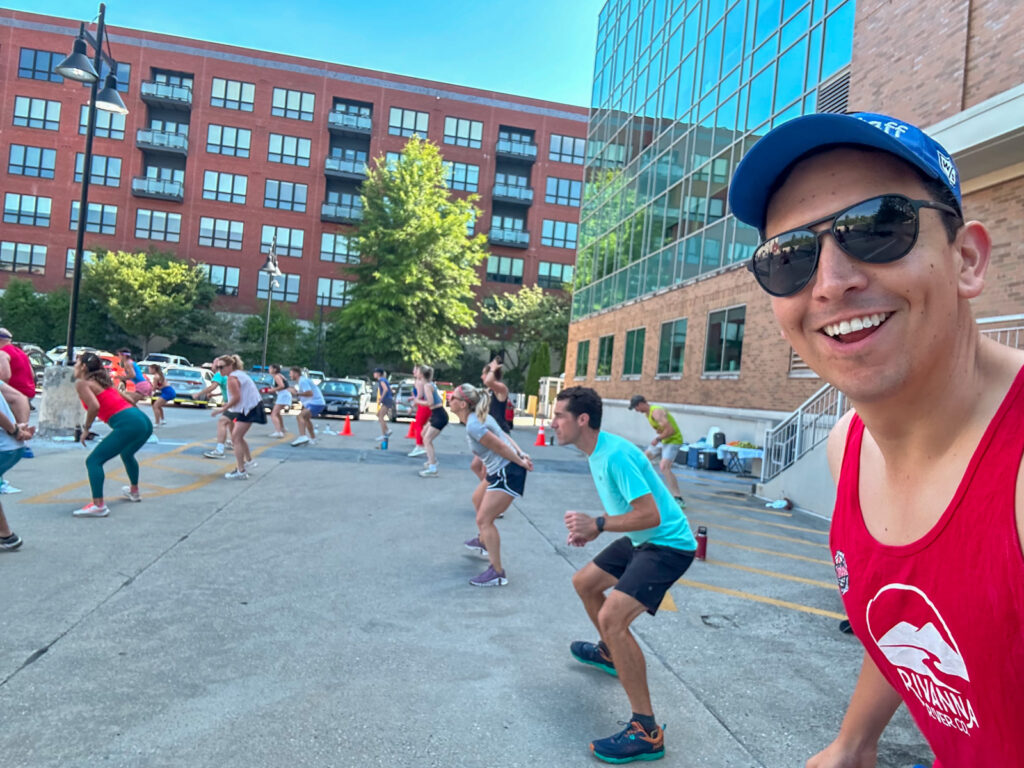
[164,366,222,407]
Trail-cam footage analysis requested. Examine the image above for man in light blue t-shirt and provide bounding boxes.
[553,386,696,764]
[288,366,325,447]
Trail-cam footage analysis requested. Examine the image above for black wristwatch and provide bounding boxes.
[595,516,605,533]
[5,427,15,436]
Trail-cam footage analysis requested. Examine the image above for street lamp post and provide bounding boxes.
[38,2,128,437]
[316,293,327,370]
[260,237,282,370]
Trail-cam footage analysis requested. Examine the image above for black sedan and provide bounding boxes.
[320,378,363,419]
[246,371,279,412]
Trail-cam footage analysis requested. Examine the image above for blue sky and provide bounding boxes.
[11,0,606,106]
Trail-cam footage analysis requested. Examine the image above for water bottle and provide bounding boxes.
[380,436,388,451]
[695,526,708,560]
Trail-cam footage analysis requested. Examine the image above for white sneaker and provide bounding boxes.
[419,466,439,478]
[308,439,318,446]
[121,486,141,502]
[224,469,249,480]
[268,431,284,438]
[73,503,109,517]
[203,450,226,459]
[407,446,426,457]
[225,440,233,449]
[0,480,22,494]
[244,460,258,470]
[291,435,310,446]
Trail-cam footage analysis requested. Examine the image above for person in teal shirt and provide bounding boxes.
[198,358,234,459]
[552,386,696,765]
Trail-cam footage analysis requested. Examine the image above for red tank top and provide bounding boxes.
[4,345,35,398]
[89,387,132,423]
[831,366,1024,767]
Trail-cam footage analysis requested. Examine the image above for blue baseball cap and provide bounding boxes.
[729,112,962,232]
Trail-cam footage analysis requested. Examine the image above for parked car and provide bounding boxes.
[164,366,222,407]
[146,352,192,368]
[45,345,109,364]
[306,369,326,388]
[246,370,278,412]
[389,379,416,422]
[320,378,363,419]
[17,344,49,391]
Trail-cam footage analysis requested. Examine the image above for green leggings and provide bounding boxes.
[86,407,153,500]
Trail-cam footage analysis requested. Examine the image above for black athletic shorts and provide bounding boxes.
[592,536,695,615]
[485,462,526,498]
[227,404,267,424]
[429,407,449,430]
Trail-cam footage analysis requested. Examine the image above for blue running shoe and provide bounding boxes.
[570,640,617,677]
[21,445,33,458]
[591,720,665,763]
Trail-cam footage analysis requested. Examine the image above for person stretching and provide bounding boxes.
[289,367,325,446]
[628,395,686,507]
[210,355,265,480]
[147,364,175,427]
[408,365,429,458]
[201,357,234,459]
[0,390,34,550]
[74,352,154,516]
[117,349,152,403]
[372,368,394,442]
[414,365,449,477]
[268,364,291,438]
[448,383,533,587]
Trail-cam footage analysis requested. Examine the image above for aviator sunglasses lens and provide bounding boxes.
[832,195,918,264]
[753,230,820,297]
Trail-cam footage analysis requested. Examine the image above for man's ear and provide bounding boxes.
[579,412,590,428]
[956,220,991,300]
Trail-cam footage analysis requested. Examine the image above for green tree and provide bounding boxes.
[0,279,72,347]
[481,285,570,388]
[331,136,487,369]
[238,301,314,368]
[81,250,207,355]
[524,341,551,397]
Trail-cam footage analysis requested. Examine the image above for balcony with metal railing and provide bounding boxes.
[492,184,534,205]
[140,80,192,111]
[496,139,537,161]
[327,111,372,135]
[324,156,368,180]
[321,202,363,224]
[488,228,530,248]
[136,129,189,156]
[131,176,184,202]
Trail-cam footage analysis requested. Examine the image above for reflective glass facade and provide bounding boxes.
[573,0,855,319]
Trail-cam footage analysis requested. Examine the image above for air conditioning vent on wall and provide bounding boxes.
[816,69,851,114]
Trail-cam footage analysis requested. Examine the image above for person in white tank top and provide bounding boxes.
[209,355,265,479]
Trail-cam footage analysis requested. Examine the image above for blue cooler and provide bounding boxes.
[687,446,700,468]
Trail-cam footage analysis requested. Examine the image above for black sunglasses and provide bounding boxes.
[748,194,960,297]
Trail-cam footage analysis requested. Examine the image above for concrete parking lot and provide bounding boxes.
[0,406,932,767]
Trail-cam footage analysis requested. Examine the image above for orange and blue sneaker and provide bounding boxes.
[570,640,617,677]
[590,720,665,763]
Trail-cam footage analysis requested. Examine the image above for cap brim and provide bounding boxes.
[728,113,947,231]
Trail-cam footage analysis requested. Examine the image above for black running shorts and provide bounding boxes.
[429,407,449,430]
[485,462,526,498]
[592,536,694,615]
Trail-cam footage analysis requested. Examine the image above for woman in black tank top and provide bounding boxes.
[482,356,511,434]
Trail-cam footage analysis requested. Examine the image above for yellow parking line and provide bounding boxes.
[711,540,833,566]
[703,558,837,589]
[659,591,677,612]
[693,507,829,536]
[691,521,829,549]
[676,578,846,620]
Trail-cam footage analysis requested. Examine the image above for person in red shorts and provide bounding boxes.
[729,112,1024,767]
[407,364,429,459]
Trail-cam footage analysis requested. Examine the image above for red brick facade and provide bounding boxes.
[0,10,587,321]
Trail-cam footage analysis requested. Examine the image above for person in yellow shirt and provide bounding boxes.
[629,395,685,507]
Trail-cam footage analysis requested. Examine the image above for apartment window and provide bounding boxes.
[261,225,304,258]
[705,306,745,374]
[85,61,130,92]
[384,152,403,168]
[492,214,524,231]
[257,271,300,303]
[622,328,645,377]
[80,106,125,139]
[1,242,46,274]
[203,171,248,204]
[316,277,351,307]
[443,161,479,192]
[320,233,359,263]
[201,264,240,296]
[537,261,573,289]
[596,335,614,377]
[466,210,477,237]
[8,145,56,178]
[267,133,311,166]
[545,177,582,207]
[333,100,371,117]
[198,217,244,250]
[264,180,307,212]
[657,319,687,376]
[499,127,533,144]
[13,96,60,130]
[4,193,51,227]
[206,124,251,157]
[444,117,483,148]
[541,220,578,249]
[272,87,315,121]
[575,340,590,378]
[70,202,117,235]
[549,134,586,164]
[65,248,95,278]
[18,49,62,82]
[388,107,428,137]
[153,71,193,89]
[496,171,529,188]
[135,209,182,242]
[210,77,255,111]
[143,166,184,185]
[486,255,524,284]
[74,154,122,186]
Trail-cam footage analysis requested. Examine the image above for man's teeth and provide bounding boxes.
[823,313,890,337]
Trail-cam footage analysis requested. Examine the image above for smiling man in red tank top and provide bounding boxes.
[730,113,1024,767]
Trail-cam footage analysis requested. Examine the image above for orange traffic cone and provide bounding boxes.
[340,415,352,436]
[534,423,547,447]
[405,420,417,439]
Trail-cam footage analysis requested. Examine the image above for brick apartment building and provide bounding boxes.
[567,0,1024,439]
[0,9,588,325]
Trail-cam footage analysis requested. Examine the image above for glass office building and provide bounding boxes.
[572,0,855,320]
